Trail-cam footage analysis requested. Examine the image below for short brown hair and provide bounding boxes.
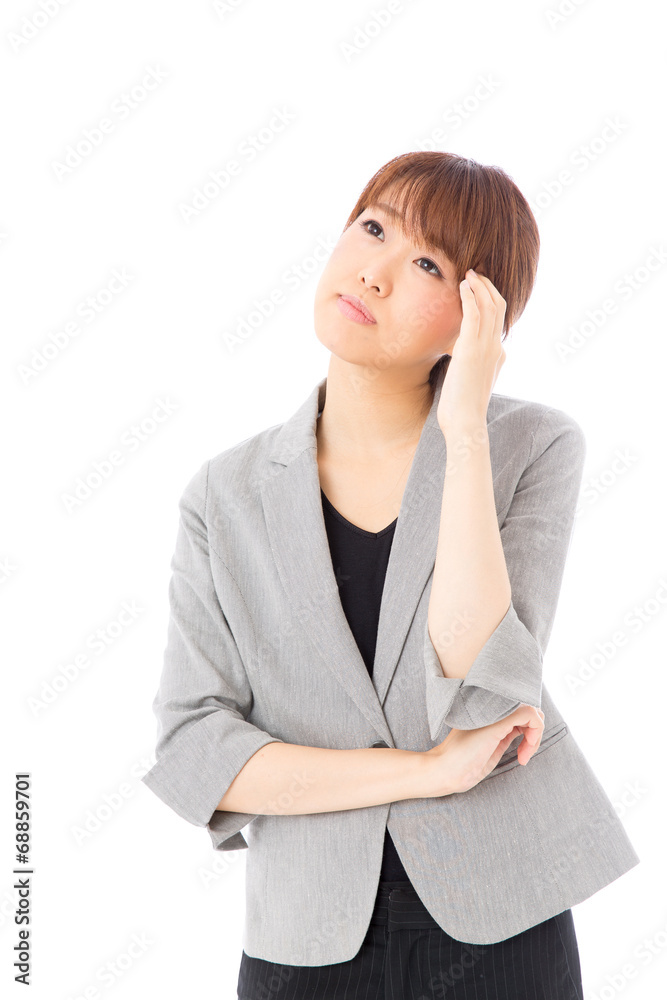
[342,151,540,389]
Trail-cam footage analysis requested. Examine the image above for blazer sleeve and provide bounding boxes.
[424,406,587,740]
[141,459,285,852]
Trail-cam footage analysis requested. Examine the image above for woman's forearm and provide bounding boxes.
[216,740,434,815]
[427,424,512,680]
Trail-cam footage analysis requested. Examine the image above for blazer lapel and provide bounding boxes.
[260,369,496,744]
[372,413,447,708]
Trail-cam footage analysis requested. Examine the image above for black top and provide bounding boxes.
[320,487,411,883]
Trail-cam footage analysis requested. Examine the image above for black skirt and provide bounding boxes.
[237,878,584,1000]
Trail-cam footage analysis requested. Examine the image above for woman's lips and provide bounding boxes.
[337,295,377,325]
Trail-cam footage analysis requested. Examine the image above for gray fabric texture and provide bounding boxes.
[142,367,640,965]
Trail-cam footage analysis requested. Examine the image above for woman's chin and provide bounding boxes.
[314,323,379,358]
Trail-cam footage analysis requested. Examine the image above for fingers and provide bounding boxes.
[463,270,506,342]
[469,270,506,314]
[485,732,518,777]
[521,725,542,748]
[514,704,545,763]
[494,705,544,751]
[463,270,494,308]
[459,279,481,338]
[517,739,537,766]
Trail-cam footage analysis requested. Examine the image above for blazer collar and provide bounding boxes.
[260,365,476,745]
[268,365,446,467]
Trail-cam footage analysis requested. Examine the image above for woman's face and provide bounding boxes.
[314,193,464,378]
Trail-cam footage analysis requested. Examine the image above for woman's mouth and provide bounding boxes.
[337,294,377,325]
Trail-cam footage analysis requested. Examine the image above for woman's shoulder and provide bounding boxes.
[177,418,286,516]
[489,391,586,456]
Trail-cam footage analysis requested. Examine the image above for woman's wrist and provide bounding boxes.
[399,747,452,801]
[439,418,489,444]
[418,745,455,799]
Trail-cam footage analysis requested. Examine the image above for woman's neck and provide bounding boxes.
[316,360,433,463]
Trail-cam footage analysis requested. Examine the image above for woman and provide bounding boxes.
[142,151,639,999]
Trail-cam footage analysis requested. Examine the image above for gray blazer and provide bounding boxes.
[141,366,640,966]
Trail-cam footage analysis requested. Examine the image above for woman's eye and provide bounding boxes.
[359,219,383,238]
[417,258,443,277]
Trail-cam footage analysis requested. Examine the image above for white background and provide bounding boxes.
[2,0,665,997]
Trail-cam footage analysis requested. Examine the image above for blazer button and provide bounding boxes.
[371,740,390,748]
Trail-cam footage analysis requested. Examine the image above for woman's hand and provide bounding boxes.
[423,703,546,797]
[436,269,507,436]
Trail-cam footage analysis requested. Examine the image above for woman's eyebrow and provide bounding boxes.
[366,201,403,222]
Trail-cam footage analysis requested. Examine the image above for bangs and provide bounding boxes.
[345,157,484,282]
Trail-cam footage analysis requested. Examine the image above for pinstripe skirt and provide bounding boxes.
[237,879,584,1000]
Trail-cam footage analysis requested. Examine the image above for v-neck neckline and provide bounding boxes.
[320,488,398,539]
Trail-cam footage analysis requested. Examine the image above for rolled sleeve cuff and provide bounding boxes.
[141,711,285,850]
[424,600,543,740]
[206,809,258,852]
